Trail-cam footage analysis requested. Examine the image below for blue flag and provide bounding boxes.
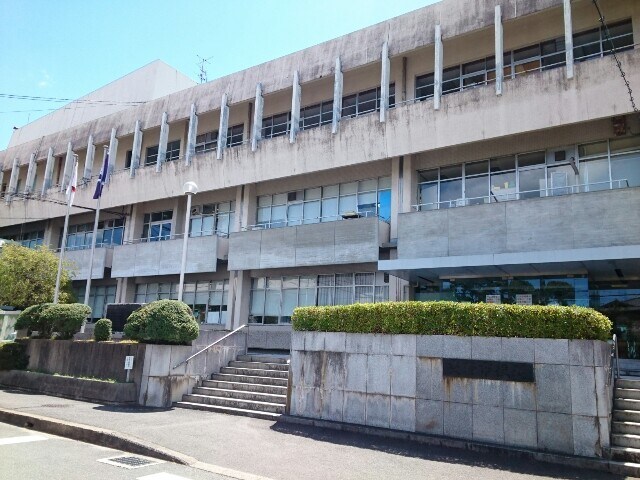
[93,153,109,200]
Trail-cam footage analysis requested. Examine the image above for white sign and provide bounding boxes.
[124,356,134,370]
[485,295,501,304]
[516,294,533,306]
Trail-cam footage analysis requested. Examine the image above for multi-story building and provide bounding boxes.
[1,0,639,354]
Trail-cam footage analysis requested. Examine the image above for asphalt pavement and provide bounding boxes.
[0,387,631,480]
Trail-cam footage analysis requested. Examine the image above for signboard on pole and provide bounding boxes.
[124,356,134,370]
[516,294,533,305]
[485,295,501,304]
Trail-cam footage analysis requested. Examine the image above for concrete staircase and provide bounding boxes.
[610,378,640,466]
[174,354,289,420]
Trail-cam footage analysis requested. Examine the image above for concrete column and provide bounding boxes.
[156,113,169,172]
[217,94,229,161]
[185,104,198,166]
[24,153,36,195]
[6,157,19,202]
[495,6,504,96]
[117,277,135,304]
[564,0,574,79]
[61,142,74,191]
[401,154,416,212]
[43,219,57,249]
[251,84,264,151]
[130,120,143,178]
[434,24,443,111]
[42,147,54,195]
[126,204,141,243]
[289,71,301,144]
[240,183,257,231]
[331,57,343,134]
[390,157,401,239]
[0,169,3,195]
[83,135,95,182]
[380,41,390,123]
[232,185,243,233]
[232,270,251,329]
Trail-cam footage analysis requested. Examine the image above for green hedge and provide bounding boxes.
[292,301,612,341]
[94,319,112,342]
[124,300,199,344]
[15,303,91,339]
[0,342,29,370]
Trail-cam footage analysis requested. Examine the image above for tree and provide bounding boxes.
[0,244,75,310]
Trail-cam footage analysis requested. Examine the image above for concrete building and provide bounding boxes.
[0,0,638,354]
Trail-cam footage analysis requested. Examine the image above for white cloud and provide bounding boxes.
[37,70,51,88]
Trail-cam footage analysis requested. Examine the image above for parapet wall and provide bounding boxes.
[290,332,613,457]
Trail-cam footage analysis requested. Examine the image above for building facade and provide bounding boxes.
[1,0,639,354]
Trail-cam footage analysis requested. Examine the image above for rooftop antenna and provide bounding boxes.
[197,55,213,83]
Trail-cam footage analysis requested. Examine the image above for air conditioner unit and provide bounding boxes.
[191,205,202,216]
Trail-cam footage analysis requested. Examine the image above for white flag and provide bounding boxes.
[66,162,78,206]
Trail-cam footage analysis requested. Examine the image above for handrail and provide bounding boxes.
[614,333,620,379]
[172,324,247,370]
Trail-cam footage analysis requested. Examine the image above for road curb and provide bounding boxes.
[0,407,195,465]
[278,415,640,478]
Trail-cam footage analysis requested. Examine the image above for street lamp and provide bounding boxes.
[178,181,198,302]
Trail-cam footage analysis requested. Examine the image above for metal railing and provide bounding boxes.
[613,333,620,380]
[172,324,247,370]
[244,210,386,231]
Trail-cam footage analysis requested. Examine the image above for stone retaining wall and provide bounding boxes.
[290,332,613,457]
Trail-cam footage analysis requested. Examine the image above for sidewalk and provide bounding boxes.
[0,387,628,480]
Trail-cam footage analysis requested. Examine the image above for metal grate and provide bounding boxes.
[98,455,163,469]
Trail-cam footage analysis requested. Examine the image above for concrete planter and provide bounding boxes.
[290,332,613,458]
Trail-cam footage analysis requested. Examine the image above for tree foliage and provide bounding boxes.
[0,244,75,310]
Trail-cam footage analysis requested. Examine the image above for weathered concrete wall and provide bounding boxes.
[64,247,112,280]
[397,187,640,259]
[247,325,292,351]
[0,311,19,341]
[291,332,613,457]
[228,217,389,270]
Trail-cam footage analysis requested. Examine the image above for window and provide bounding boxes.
[195,124,244,153]
[73,285,117,320]
[189,201,235,237]
[145,146,158,166]
[256,177,391,228]
[342,84,396,118]
[262,113,291,139]
[142,211,173,241]
[9,230,44,249]
[124,150,132,169]
[300,100,334,130]
[144,140,181,166]
[249,273,389,325]
[574,19,633,62]
[65,219,125,250]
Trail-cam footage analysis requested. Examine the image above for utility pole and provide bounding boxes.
[197,55,213,84]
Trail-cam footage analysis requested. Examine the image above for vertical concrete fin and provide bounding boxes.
[290,70,301,144]
[380,41,390,123]
[495,6,504,96]
[252,83,264,152]
[434,24,443,111]
[185,104,198,166]
[564,0,574,79]
[61,141,74,191]
[130,120,143,178]
[156,113,169,172]
[107,127,118,183]
[83,135,95,181]
[42,147,54,195]
[0,170,4,198]
[217,93,229,161]
[24,153,36,195]
[332,57,343,134]
[6,157,19,203]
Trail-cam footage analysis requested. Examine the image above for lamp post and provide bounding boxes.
[178,181,198,302]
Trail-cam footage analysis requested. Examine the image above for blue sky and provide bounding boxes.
[0,0,438,150]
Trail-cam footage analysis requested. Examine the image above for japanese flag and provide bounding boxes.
[66,162,78,206]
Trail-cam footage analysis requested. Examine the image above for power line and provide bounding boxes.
[0,93,146,106]
[592,0,638,113]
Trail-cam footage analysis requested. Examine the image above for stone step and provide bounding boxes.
[616,388,640,401]
[210,373,289,387]
[610,445,640,464]
[191,386,286,404]
[613,421,640,436]
[617,379,640,390]
[237,354,289,365]
[229,360,290,372]
[612,433,640,449]
[606,458,640,478]
[614,409,640,423]
[220,366,289,379]
[614,398,640,411]
[174,401,282,421]
[202,379,287,395]
[182,393,285,414]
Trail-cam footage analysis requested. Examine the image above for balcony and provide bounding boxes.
[64,247,113,280]
[111,234,227,278]
[228,216,389,270]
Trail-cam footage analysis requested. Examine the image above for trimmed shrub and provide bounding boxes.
[15,304,51,338]
[292,301,612,341]
[0,342,29,370]
[124,300,199,344]
[94,319,112,342]
[40,303,92,340]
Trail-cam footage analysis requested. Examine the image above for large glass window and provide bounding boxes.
[574,19,634,62]
[65,219,124,250]
[195,124,244,153]
[262,112,291,139]
[142,211,173,242]
[144,140,181,166]
[300,101,333,130]
[342,84,395,118]
[9,230,44,249]
[73,284,117,320]
[189,201,235,237]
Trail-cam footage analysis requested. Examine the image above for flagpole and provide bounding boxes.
[54,155,77,304]
[81,147,108,333]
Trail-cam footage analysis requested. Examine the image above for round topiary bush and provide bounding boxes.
[15,304,50,338]
[123,300,199,345]
[94,319,113,342]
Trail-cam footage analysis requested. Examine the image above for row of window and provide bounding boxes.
[415,19,633,100]
[255,176,391,229]
[195,125,244,153]
[417,136,640,210]
[134,280,229,324]
[249,273,389,324]
[7,230,44,249]
[64,219,125,250]
[189,201,235,237]
[72,285,117,320]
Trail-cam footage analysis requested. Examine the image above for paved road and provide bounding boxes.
[0,422,228,480]
[0,388,630,480]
